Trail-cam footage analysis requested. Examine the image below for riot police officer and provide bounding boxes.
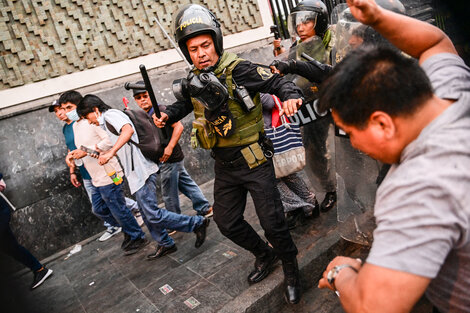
[272,0,337,226]
[154,4,303,304]
[271,0,406,80]
[273,0,331,57]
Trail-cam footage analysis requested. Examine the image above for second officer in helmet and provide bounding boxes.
[273,0,330,56]
[154,4,304,304]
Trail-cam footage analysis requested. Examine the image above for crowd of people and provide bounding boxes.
[1,0,468,311]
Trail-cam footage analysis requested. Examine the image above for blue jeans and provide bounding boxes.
[160,160,210,214]
[91,183,145,240]
[84,179,139,228]
[0,203,42,272]
[135,173,204,247]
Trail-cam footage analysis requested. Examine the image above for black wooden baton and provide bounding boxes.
[124,64,168,139]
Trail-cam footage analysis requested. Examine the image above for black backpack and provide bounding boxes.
[105,109,168,163]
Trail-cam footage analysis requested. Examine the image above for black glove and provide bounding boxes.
[295,59,333,84]
[269,59,296,75]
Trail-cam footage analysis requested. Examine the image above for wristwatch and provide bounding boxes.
[327,264,358,290]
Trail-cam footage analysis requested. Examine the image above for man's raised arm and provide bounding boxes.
[347,0,457,63]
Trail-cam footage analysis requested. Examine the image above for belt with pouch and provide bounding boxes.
[215,155,247,168]
[213,142,267,169]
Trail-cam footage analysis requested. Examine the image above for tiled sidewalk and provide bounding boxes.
[4,178,349,313]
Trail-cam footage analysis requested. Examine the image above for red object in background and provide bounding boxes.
[122,97,129,109]
[271,95,290,127]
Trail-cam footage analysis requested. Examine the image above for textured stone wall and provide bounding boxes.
[0,0,262,90]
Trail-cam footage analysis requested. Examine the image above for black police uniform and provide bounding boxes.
[164,60,302,261]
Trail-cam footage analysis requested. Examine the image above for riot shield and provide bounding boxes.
[330,3,362,66]
[330,3,402,245]
[276,37,338,218]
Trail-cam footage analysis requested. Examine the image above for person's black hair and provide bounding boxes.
[58,90,83,106]
[76,94,111,117]
[318,46,433,128]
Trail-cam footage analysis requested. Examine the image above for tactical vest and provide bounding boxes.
[191,52,264,148]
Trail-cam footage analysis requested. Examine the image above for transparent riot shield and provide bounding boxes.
[275,37,338,221]
[330,3,400,245]
[330,3,362,66]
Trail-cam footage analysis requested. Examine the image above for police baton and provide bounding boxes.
[124,65,168,139]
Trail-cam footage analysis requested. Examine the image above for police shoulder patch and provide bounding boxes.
[257,67,273,80]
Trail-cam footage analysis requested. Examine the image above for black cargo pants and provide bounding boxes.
[213,157,298,261]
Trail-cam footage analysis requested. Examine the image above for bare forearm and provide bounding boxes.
[168,122,183,149]
[110,124,134,155]
[347,0,456,62]
[334,270,418,313]
[334,269,364,313]
[371,8,456,61]
[320,259,430,313]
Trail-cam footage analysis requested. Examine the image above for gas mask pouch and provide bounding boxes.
[172,72,229,112]
[191,117,216,150]
[190,72,229,111]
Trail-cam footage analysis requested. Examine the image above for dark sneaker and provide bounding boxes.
[146,244,177,260]
[124,238,149,256]
[194,218,210,248]
[320,191,337,212]
[121,233,131,250]
[31,267,53,290]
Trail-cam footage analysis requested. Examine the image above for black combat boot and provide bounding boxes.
[247,244,279,284]
[282,258,301,304]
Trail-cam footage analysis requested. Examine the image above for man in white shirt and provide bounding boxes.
[77,94,210,259]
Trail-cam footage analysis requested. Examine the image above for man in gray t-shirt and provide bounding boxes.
[316,1,469,312]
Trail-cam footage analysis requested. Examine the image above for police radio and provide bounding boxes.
[234,83,256,112]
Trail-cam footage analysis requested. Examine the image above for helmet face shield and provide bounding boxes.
[288,11,318,38]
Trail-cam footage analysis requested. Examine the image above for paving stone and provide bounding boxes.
[167,237,220,265]
[160,279,233,313]
[206,249,266,298]
[13,272,84,313]
[141,266,204,310]
[115,250,181,290]
[184,242,243,279]
[78,275,140,313]
[102,289,160,313]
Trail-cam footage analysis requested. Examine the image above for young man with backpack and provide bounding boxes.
[131,83,213,218]
[58,91,147,255]
[77,94,210,259]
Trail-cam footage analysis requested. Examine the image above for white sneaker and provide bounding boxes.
[133,211,145,227]
[99,226,122,242]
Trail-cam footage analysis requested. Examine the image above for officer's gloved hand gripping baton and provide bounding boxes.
[124,65,168,139]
